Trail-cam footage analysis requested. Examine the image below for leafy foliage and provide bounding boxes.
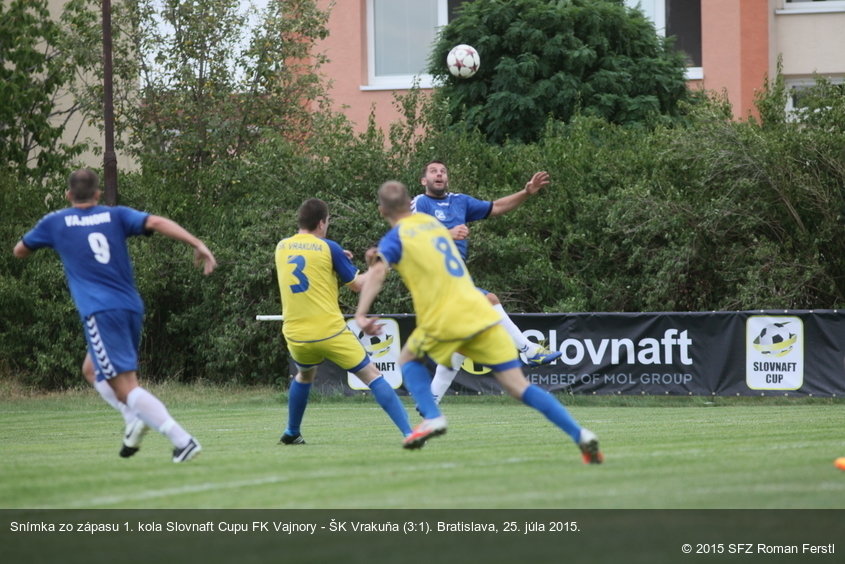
[4,3,845,389]
[65,0,331,181]
[0,0,85,184]
[427,0,690,143]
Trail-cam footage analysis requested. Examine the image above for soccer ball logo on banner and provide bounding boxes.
[357,329,394,359]
[346,318,402,390]
[745,316,803,391]
[752,322,797,357]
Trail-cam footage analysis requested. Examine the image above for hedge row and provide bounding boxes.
[2,82,845,388]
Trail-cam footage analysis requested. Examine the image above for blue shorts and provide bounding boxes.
[83,310,143,381]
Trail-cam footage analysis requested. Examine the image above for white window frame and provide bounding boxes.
[778,0,845,15]
[363,0,448,91]
[625,0,703,80]
[784,76,845,121]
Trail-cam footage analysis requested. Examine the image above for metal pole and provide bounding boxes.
[102,0,118,205]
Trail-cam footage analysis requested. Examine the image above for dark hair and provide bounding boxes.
[296,198,328,231]
[67,169,99,202]
[420,159,447,179]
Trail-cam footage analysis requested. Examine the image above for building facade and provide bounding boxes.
[315,0,845,133]
[41,0,845,169]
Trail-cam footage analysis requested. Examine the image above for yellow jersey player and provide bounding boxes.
[355,182,603,463]
[274,198,411,444]
[413,160,561,404]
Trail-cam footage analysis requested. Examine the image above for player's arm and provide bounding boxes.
[342,247,377,293]
[328,241,365,292]
[12,240,32,259]
[489,171,550,217]
[345,271,367,293]
[354,258,388,336]
[144,215,217,275]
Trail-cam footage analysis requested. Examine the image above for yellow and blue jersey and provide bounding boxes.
[377,213,500,341]
[275,233,358,342]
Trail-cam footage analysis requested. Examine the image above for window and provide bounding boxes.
[785,77,845,121]
[365,0,470,90]
[783,0,845,12]
[625,0,703,80]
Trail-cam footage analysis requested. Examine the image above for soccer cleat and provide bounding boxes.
[279,432,306,445]
[402,416,447,450]
[525,345,562,367]
[172,437,202,463]
[119,418,148,458]
[578,428,603,464]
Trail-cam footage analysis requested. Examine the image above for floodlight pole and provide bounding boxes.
[102,0,118,205]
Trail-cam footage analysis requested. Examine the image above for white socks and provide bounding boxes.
[492,304,537,354]
[431,353,465,404]
[431,306,536,402]
[93,378,135,425]
[126,387,191,448]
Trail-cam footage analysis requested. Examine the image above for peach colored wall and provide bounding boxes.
[739,0,771,118]
[317,0,845,130]
[316,0,427,135]
[699,0,769,119]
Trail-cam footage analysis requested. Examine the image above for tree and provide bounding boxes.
[0,0,84,183]
[64,0,332,178]
[428,0,690,144]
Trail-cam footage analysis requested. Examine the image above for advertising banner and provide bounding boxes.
[282,311,845,397]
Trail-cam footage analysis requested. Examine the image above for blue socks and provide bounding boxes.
[369,376,412,436]
[521,384,581,442]
[285,379,311,436]
[403,360,441,419]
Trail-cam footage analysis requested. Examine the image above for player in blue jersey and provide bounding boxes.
[412,160,561,402]
[274,198,411,444]
[355,181,602,463]
[13,168,216,463]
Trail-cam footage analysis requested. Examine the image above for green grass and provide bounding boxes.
[1,383,843,509]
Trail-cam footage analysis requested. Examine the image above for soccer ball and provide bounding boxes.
[753,322,797,357]
[446,44,480,78]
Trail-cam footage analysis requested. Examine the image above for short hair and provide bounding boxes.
[420,159,447,179]
[67,169,99,202]
[296,198,328,231]
[378,180,411,216]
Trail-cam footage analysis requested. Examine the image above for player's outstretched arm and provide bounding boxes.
[145,215,217,275]
[490,171,551,217]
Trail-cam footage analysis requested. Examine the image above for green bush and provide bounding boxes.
[4,75,845,389]
[428,0,689,144]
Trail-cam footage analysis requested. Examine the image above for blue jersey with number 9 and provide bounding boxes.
[21,205,150,318]
[377,213,499,341]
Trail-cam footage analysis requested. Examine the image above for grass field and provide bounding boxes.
[1,382,843,509]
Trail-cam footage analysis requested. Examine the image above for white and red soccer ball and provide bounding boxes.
[446,44,480,79]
